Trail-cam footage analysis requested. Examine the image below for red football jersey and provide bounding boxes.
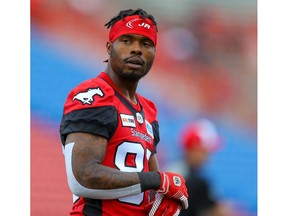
[60,72,160,216]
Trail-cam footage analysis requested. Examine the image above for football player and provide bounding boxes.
[60,8,188,216]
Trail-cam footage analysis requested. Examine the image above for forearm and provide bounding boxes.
[77,162,161,191]
[75,160,140,190]
[64,142,161,199]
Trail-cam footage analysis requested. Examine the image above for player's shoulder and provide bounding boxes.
[138,94,158,116]
[72,76,113,94]
[63,75,115,115]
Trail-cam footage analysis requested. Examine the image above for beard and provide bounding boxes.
[115,67,149,81]
[112,57,153,82]
[109,46,154,81]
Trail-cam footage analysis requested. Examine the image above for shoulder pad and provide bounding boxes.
[64,77,115,115]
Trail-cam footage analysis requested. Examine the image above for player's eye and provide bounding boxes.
[142,40,154,48]
[120,37,131,44]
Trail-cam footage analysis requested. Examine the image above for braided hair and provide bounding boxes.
[105,8,158,32]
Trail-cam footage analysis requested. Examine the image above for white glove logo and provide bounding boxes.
[173,176,181,186]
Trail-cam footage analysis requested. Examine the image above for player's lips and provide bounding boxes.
[126,57,144,69]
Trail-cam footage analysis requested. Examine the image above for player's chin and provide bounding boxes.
[123,70,148,81]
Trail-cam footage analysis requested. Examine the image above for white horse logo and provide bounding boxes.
[73,87,104,105]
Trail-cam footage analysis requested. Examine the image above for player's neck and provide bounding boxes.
[105,69,139,105]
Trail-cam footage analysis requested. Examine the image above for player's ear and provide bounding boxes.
[106,41,112,55]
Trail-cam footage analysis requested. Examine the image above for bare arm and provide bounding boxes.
[63,132,161,199]
[148,154,160,199]
[149,153,160,172]
[66,132,139,189]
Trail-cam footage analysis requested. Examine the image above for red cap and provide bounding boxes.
[181,119,222,152]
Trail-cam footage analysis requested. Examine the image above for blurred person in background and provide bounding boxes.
[59,8,188,216]
[179,119,233,216]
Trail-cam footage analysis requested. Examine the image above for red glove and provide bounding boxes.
[146,194,182,216]
[156,172,189,209]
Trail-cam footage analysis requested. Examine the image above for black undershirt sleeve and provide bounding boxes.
[60,106,118,145]
[151,121,160,153]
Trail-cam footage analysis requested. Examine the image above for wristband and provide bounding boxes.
[137,172,161,192]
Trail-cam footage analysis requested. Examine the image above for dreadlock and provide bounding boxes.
[105,8,158,32]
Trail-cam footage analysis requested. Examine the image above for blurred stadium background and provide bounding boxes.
[31,0,257,215]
